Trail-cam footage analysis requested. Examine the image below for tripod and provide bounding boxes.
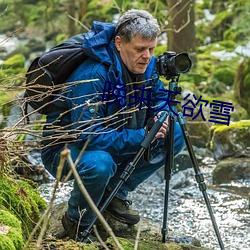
[81,110,169,240]
[82,77,225,250]
[161,77,225,249]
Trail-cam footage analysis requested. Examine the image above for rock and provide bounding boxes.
[213,157,250,184]
[209,120,250,160]
[12,151,51,183]
[170,168,193,189]
[186,119,212,148]
[44,201,212,250]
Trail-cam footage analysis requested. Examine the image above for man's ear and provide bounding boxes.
[115,36,122,51]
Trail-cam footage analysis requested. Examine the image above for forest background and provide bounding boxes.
[0,1,249,249]
[0,0,250,125]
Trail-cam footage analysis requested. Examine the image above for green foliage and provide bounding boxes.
[55,33,69,45]
[0,0,249,121]
[192,41,241,96]
[0,54,26,85]
[154,44,167,57]
[196,0,250,47]
[209,10,234,42]
[1,54,25,69]
[213,67,235,86]
[234,57,250,116]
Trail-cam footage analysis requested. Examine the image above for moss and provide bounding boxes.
[0,209,24,249]
[0,174,47,239]
[0,209,21,229]
[209,120,250,151]
[106,237,208,250]
[213,120,250,133]
[29,239,98,250]
[0,235,16,250]
[7,228,24,249]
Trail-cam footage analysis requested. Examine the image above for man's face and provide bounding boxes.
[115,35,157,74]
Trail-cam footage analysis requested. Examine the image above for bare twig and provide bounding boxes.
[134,220,142,250]
[61,148,124,250]
[93,225,110,250]
[68,14,90,31]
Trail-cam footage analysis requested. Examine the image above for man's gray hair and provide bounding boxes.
[115,9,160,43]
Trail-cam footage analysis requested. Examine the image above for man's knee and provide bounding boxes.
[77,150,117,181]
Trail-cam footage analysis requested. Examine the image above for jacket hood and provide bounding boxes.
[82,21,116,65]
[81,21,158,84]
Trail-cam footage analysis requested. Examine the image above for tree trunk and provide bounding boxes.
[78,0,88,20]
[167,0,196,62]
[67,0,77,36]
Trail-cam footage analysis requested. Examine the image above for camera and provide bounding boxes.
[156,51,192,79]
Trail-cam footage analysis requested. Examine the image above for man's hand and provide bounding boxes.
[154,112,169,139]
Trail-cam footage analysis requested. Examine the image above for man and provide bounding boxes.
[41,9,185,241]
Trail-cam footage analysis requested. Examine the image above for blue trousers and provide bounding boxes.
[41,123,185,226]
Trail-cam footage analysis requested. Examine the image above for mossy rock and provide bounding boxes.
[28,235,211,250]
[0,209,24,250]
[43,202,211,250]
[209,120,250,160]
[0,174,47,239]
[106,237,210,250]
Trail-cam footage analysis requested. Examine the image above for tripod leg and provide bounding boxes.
[162,113,175,243]
[177,112,225,250]
[81,112,168,240]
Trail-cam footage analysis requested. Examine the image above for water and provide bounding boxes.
[129,158,250,250]
[38,157,250,250]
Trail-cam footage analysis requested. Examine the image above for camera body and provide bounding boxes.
[156,51,192,79]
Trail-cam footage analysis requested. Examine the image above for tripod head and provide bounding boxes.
[168,77,182,104]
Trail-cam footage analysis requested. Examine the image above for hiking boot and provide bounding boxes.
[61,213,97,243]
[105,196,140,225]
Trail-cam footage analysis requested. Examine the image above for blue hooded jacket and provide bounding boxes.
[43,21,170,156]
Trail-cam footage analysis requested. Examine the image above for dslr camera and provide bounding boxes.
[156,51,192,79]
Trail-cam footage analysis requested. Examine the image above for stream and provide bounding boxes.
[38,154,250,250]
